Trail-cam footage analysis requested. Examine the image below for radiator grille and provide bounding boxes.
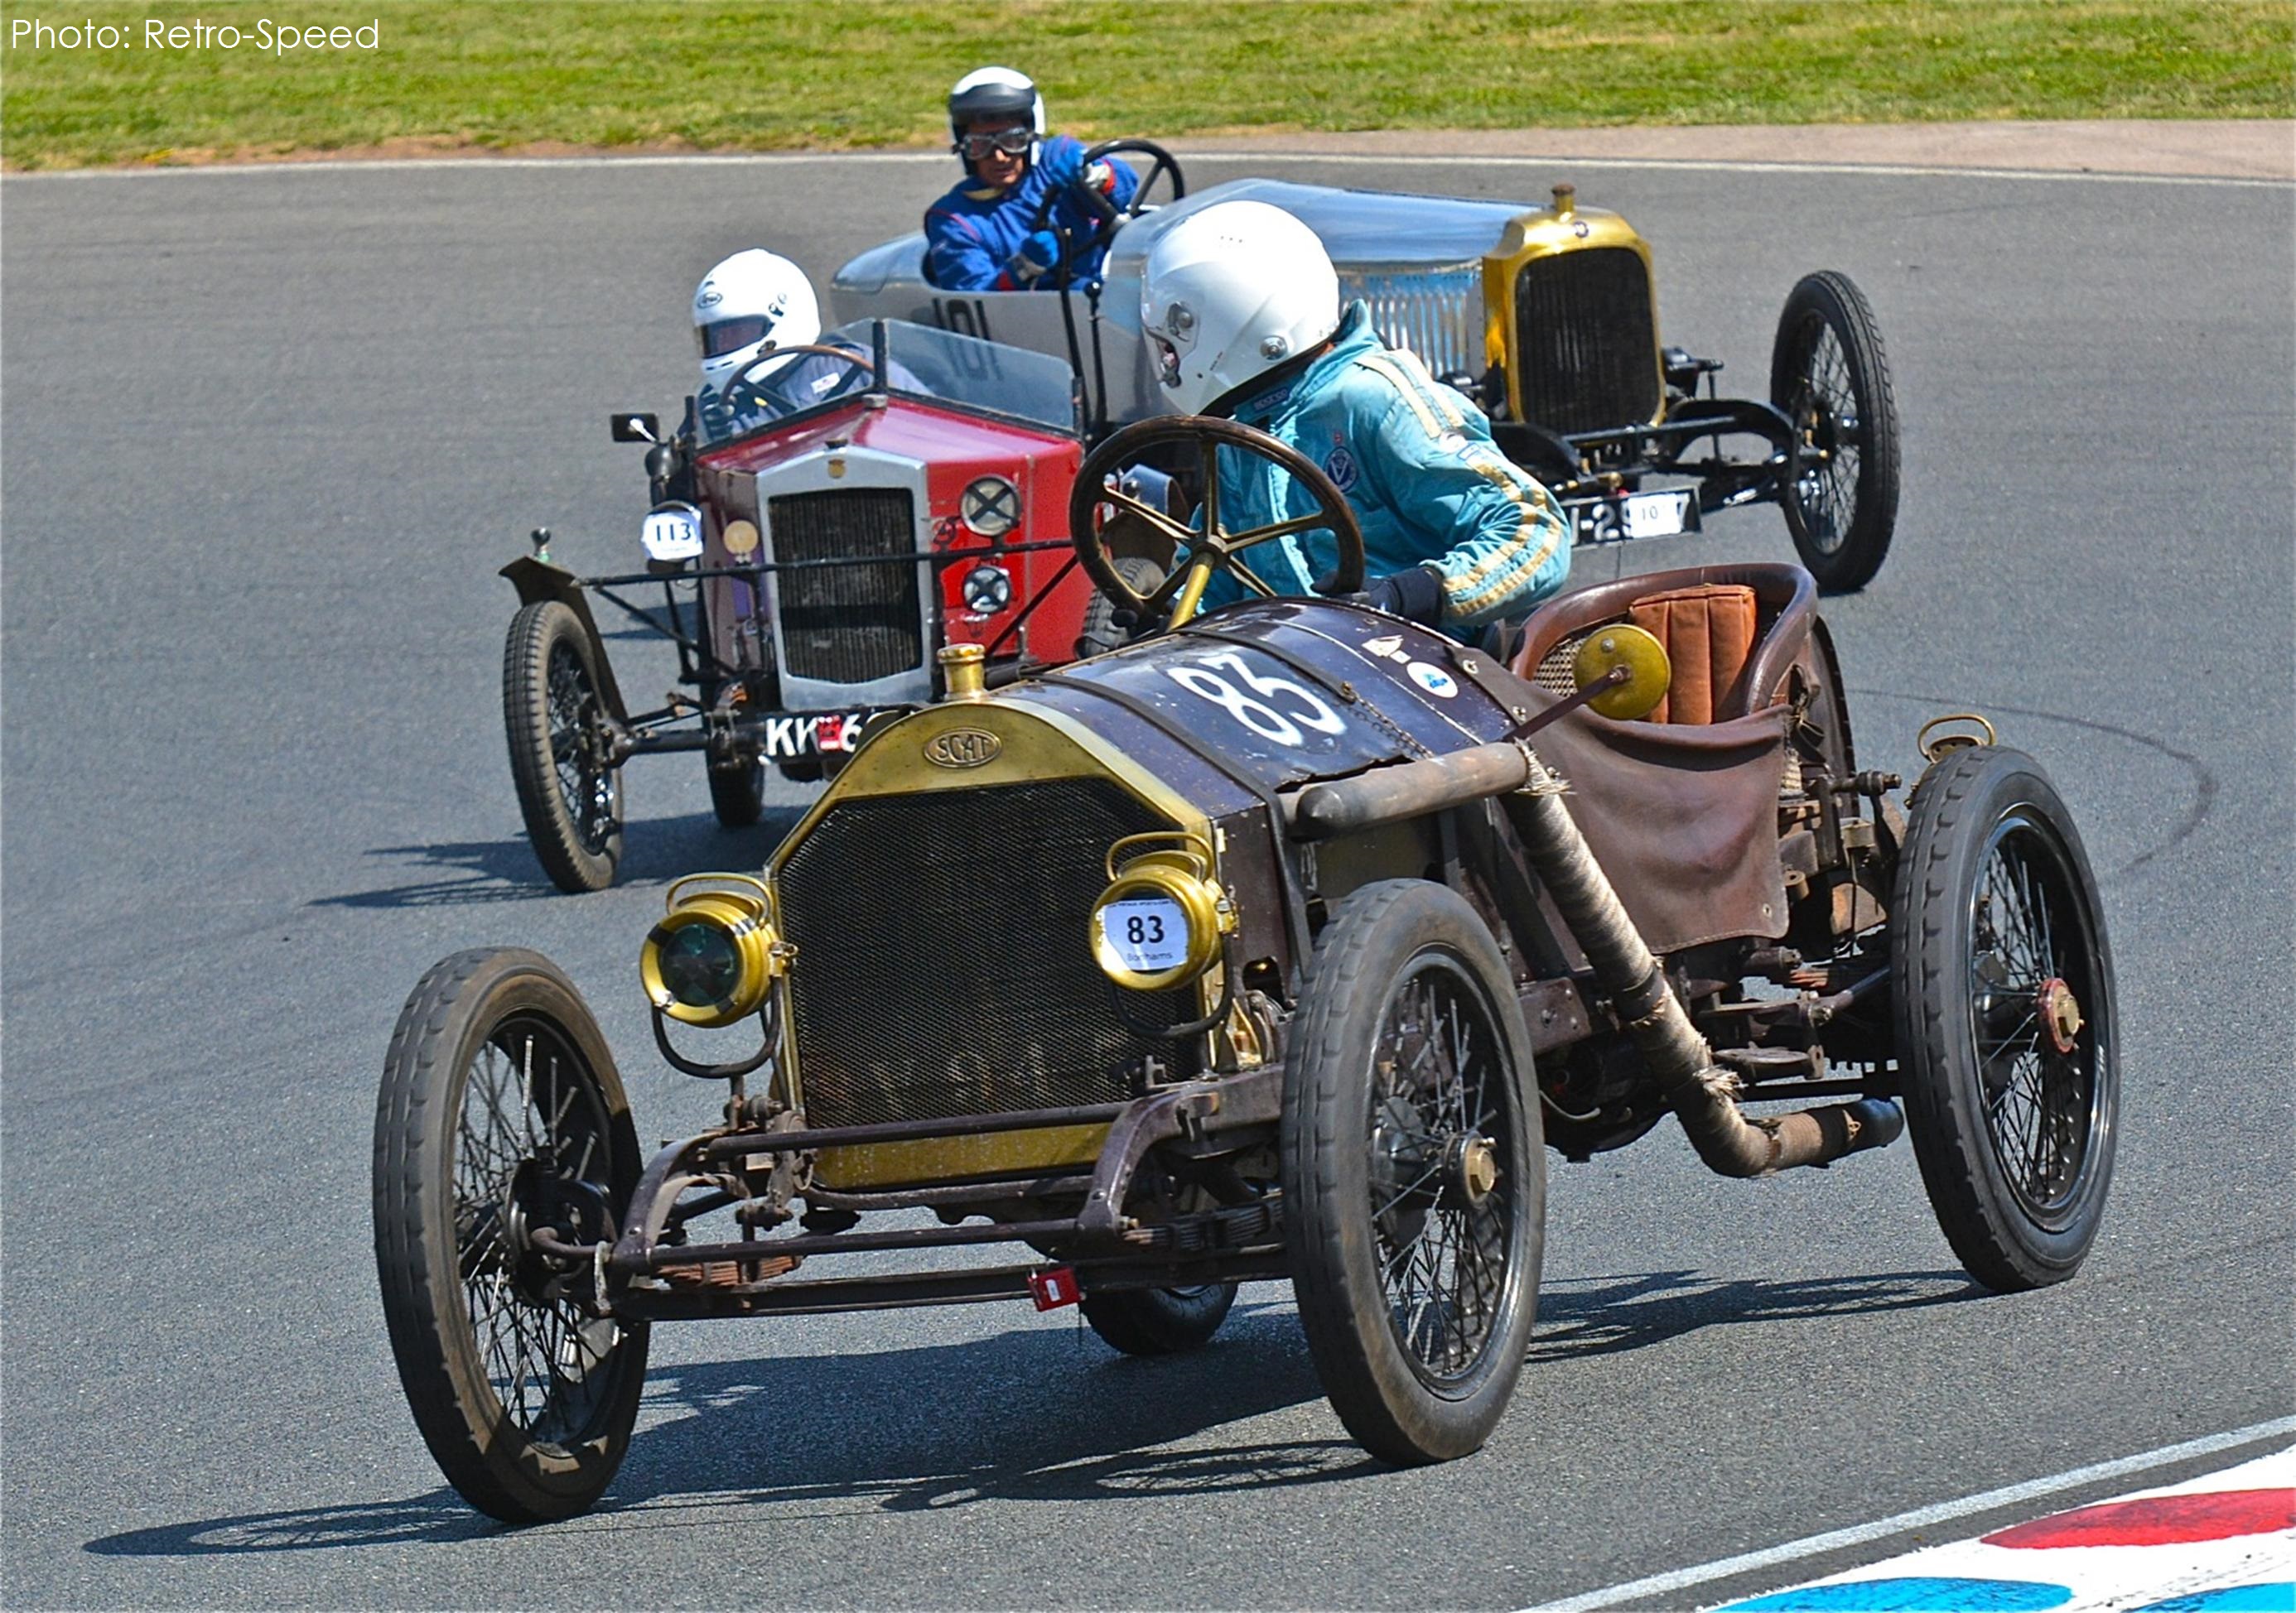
[767,488,922,686]
[1348,267,1483,383]
[779,779,1192,1131]
[1513,248,1661,436]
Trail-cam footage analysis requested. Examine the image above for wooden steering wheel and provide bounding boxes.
[1068,415,1366,631]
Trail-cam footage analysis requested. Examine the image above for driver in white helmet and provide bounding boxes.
[1141,200,1571,637]
[692,248,918,438]
[924,66,1139,292]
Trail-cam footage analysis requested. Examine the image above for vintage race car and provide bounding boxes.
[377,415,2115,1524]
[833,142,1902,592]
[502,318,1149,892]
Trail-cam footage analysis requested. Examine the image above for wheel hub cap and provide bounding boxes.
[2038,976,2084,1054]
[1446,1134,1498,1204]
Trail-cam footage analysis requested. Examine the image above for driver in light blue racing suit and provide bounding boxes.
[1140,200,1572,638]
[924,66,1140,292]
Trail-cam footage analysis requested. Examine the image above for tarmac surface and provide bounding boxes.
[2,128,2291,1609]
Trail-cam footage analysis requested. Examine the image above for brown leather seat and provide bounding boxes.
[1510,562,1818,725]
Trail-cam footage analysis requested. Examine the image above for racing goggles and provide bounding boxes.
[957,128,1035,159]
[698,315,774,359]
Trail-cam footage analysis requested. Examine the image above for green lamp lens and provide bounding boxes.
[659,922,740,1009]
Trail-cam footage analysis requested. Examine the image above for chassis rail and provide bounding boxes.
[556,1068,1288,1322]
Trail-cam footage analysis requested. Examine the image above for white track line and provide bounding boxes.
[1519,1416,2296,1613]
[4,151,2285,188]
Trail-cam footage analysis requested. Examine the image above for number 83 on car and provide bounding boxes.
[1088,832,1235,993]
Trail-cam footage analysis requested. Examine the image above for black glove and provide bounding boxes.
[1319,564,1446,626]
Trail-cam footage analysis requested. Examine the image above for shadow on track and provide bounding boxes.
[1531,1267,1980,1360]
[306,808,807,908]
[82,1302,1356,1555]
[83,1271,1977,1555]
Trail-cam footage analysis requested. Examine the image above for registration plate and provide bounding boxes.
[755,710,883,758]
[1570,489,1702,546]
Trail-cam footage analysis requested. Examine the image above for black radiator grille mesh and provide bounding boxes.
[778,779,1192,1129]
[767,488,922,686]
[1513,248,1662,436]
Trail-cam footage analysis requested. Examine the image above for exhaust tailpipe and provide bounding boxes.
[1499,749,1902,1177]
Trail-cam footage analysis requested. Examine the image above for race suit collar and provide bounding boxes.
[1228,301,1378,424]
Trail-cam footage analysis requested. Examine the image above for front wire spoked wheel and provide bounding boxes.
[1893,747,2118,1291]
[504,600,625,892]
[1770,270,1900,594]
[374,948,650,1523]
[1284,881,1543,1465]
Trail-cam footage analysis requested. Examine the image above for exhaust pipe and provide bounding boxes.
[1288,742,1530,840]
[1499,749,1902,1177]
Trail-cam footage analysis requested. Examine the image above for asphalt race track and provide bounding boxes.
[2,148,2290,1609]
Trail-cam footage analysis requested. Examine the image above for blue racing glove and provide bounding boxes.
[1036,140,1084,190]
[1011,229,1063,281]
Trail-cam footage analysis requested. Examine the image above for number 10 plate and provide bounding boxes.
[1570,489,1702,545]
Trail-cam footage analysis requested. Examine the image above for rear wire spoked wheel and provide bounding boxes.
[1770,270,1900,594]
[504,601,624,892]
[1081,1281,1238,1355]
[1893,747,2118,1291]
[374,948,650,1523]
[1283,881,1543,1465]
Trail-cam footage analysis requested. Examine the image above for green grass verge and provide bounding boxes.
[2,0,2289,170]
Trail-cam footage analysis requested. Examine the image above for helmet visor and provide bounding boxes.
[698,315,774,359]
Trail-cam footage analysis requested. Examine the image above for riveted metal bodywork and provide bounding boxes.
[587,563,1945,1301]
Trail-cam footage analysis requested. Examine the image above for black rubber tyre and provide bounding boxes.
[1080,1281,1239,1355]
[504,601,623,892]
[1891,747,2118,1292]
[1281,880,1544,1466]
[706,756,766,828]
[373,948,650,1524]
[1770,270,1901,594]
[1076,556,1165,659]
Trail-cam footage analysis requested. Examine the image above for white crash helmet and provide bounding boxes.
[1140,201,1341,415]
[948,65,1044,172]
[692,249,820,395]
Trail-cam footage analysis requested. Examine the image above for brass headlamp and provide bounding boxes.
[639,874,791,1028]
[1089,831,1232,993]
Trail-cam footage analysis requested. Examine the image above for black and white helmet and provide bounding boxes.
[947,65,1044,171]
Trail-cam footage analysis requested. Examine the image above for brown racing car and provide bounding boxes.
[376,416,2115,1524]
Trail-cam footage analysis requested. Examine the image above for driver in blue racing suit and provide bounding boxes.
[1140,200,1572,638]
[924,66,1139,293]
